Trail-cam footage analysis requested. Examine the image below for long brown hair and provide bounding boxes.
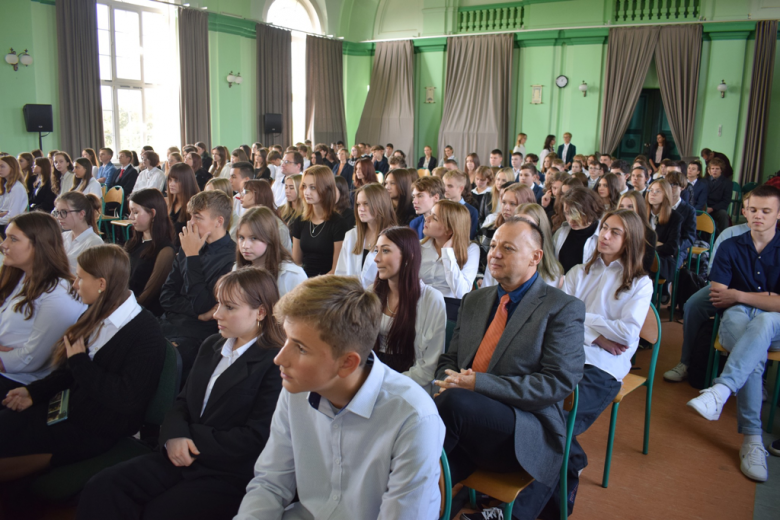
[464,153,480,178]
[495,184,535,228]
[0,212,75,319]
[243,179,277,213]
[33,157,53,188]
[352,184,397,255]
[561,186,604,228]
[646,178,673,225]
[19,152,34,189]
[597,173,622,211]
[353,157,377,188]
[82,148,98,167]
[301,165,338,221]
[52,245,131,365]
[235,207,293,279]
[215,267,286,349]
[0,156,24,195]
[167,163,200,223]
[72,157,96,192]
[584,209,646,298]
[421,200,471,268]
[126,189,174,259]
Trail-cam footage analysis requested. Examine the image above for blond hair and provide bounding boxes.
[421,200,471,268]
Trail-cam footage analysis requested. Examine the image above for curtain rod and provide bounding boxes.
[138,0,340,40]
[360,17,756,43]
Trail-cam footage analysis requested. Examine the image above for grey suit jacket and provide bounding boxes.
[435,276,585,487]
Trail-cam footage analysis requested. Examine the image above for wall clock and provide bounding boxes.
[556,75,568,88]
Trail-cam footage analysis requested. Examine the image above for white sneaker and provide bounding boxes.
[687,387,725,421]
[462,507,504,520]
[740,443,769,482]
[664,363,688,382]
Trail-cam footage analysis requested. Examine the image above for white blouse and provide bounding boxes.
[233,260,307,298]
[73,177,103,198]
[60,171,75,194]
[62,228,105,274]
[376,282,446,394]
[133,167,166,193]
[562,258,653,381]
[0,181,29,225]
[335,227,378,289]
[419,239,480,299]
[218,162,233,179]
[0,277,86,385]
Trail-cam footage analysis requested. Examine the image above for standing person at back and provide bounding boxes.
[556,132,576,170]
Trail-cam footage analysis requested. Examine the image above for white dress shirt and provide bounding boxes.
[512,144,526,160]
[74,177,103,198]
[655,146,664,164]
[87,292,143,359]
[62,228,105,274]
[0,181,29,225]
[272,173,288,209]
[334,228,378,289]
[0,277,86,384]
[376,282,446,394]
[560,143,570,162]
[234,354,445,520]
[539,149,551,165]
[303,159,311,171]
[132,166,166,193]
[562,258,653,381]
[201,337,255,415]
[233,261,307,298]
[60,171,75,194]
[218,162,233,179]
[419,240,480,299]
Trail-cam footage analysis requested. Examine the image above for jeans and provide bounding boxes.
[715,304,780,435]
[681,285,716,366]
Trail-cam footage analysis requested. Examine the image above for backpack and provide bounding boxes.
[675,269,708,312]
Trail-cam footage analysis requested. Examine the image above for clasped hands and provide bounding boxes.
[433,368,476,397]
[166,437,200,467]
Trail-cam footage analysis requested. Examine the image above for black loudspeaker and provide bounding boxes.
[23,104,54,132]
[263,113,282,134]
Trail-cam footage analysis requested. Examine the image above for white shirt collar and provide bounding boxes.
[672,198,681,210]
[221,337,257,359]
[72,227,97,244]
[105,292,140,329]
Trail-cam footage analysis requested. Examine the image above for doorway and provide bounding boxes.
[616,89,679,163]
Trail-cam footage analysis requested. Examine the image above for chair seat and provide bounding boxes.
[691,246,709,256]
[614,373,647,403]
[99,214,120,221]
[658,278,666,285]
[110,220,134,227]
[461,469,535,504]
[715,337,780,362]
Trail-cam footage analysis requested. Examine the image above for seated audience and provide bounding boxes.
[442,169,479,239]
[517,163,544,202]
[410,176,444,239]
[209,146,231,180]
[686,185,780,482]
[240,179,291,251]
[0,245,165,481]
[385,168,416,225]
[133,152,166,193]
[554,187,605,274]
[489,149,504,169]
[55,192,104,274]
[0,157,30,237]
[53,152,75,194]
[289,166,348,277]
[705,157,732,232]
[463,153,479,186]
[646,178,682,285]
[353,157,379,190]
[540,171,569,222]
[667,171,697,268]
[618,191,657,274]
[77,267,285,519]
[233,276,444,519]
[279,173,305,226]
[336,184,396,288]
[418,146,438,171]
[374,226,446,394]
[419,200,480,321]
[271,151,303,209]
[596,173,621,211]
[443,144,457,165]
[434,217,584,520]
[228,162,258,238]
[701,147,734,179]
[371,145,389,176]
[205,177,233,198]
[111,150,139,205]
[630,165,650,198]
[586,160,602,189]
[685,159,708,211]
[253,147,271,181]
[29,157,57,213]
[334,176,355,229]
[125,189,175,317]
[471,165,494,223]
[96,148,118,185]
[235,207,306,297]
[71,158,103,198]
[0,213,85,396]
[159,190,236,376]
[231,148,249,168]
[185,151,211,191]
[167,163,200,242]
[442,160,458,171]
[18,153,34,195]
[332,147,353,191]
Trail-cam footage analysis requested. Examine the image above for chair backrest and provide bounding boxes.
[144,341,179,426]
[643,303,663,384]
[103,185,124,205]
[695,211,715,235]
[439,449,452,520]
[742,182,758,195]
[640,305,659,345]
[418,168,429,177]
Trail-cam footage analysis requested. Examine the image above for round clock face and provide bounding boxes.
[556,75,568,88]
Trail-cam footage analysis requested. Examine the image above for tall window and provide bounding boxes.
[97,0,180,153]
[267,0,321,144]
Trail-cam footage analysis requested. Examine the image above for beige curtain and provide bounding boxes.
[741,20,778,184]
[256,24,292,146]
[56,0,104,156]
[305,36,346,146]
[655,25,702,158]
[179,8,211,147]
[599,27,660,154]
[355,41,414,156]
[438,34,513,164]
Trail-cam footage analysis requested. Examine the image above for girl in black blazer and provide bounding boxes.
[646,179,682,284]
[0,245,166,481]
[77,267,285,520]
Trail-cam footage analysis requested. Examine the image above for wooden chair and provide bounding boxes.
[458,387,579,519]
[110,219,134,243]
[706,314,780,433]
[418,168,430,177]
[602,304,661,488]
[687,211,716,275]
[98,186,124,243]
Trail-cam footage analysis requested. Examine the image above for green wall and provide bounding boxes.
[343,53,372,150]
[413,42,446,160]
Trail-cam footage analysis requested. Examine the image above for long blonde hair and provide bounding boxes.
[421,200,471,268]
[584,210,646,298]
[646,178,673,225]
[279,174,305,223]
[516,203,563,282]
[352,184,397,255]
[236,207,293,279]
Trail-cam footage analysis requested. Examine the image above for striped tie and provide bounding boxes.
[472,294,511,373]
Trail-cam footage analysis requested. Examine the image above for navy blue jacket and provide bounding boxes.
[675,200,697,267]
[688,179,709,211]
[707,175,732,213]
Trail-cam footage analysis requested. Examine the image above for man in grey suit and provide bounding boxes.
[434,217,585,520]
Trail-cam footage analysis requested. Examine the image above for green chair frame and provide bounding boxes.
[445,320,456,352]
[728,181,741,221]
[602,303,661,488]
[650,252,663,309]
[686,211,716,275]
[705,315,780,433]
[668,249,687,322]
[456,386,579,519]
[98,186,125,243]
[439,450,452,520]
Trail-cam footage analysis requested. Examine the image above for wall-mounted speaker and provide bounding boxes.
[23,104,53,133]
[263,113,282,134]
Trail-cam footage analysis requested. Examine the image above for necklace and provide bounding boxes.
[309,220,326,238]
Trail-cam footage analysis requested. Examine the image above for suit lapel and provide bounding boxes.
[200,345,270,418]
[189,341,226,419]
[487,277,547,372]
[462,287,497,367]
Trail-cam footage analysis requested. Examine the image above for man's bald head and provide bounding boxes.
[488,217,543,291]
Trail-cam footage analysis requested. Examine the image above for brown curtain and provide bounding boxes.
[355,41,414,156]
[740,20,778,184]
[438,34,513,165]
[257,24,292,146]
[305,36,346,146]
[56,0,104,156]
[655,25,702,158]
[179,8,211,148]
[599,27,660,154]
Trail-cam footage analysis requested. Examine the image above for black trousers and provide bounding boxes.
[77,451,247,520]
[443,297,463,322]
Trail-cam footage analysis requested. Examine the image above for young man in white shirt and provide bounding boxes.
[410,176,444,239]
[235,276,444,520]
[630,165,649,197]
[271,152,303,209]
[511,152,524,182]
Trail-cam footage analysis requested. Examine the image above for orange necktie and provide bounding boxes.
[472,294,510,372]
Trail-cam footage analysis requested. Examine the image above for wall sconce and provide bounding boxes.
[226,71,242,88]
[717,80,727,98]
[5,49,33,71]
[579,81,588,97]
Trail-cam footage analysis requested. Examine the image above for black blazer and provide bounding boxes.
[159,334,282,479]
[417,156,438,170]
[373,157,389,175]
[29,182,56,213]
[114,164,139,205]
[654,209,682,280]
[332,162,354,192]
[676,200,697,261]
[648,143,672,166]
[706,175,732,213]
